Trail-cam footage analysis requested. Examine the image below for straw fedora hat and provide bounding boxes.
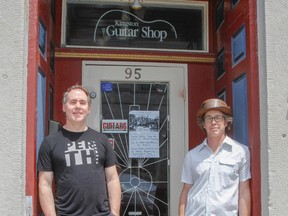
[196,98,232,118]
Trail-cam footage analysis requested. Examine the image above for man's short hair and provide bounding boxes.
[62,85,91,105]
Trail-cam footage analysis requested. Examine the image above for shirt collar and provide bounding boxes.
[199,135,233,151]
[199,138,208,151]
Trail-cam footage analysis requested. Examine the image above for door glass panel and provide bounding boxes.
[101,82,169,216]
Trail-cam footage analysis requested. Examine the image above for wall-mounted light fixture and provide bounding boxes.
[131,0,143,10]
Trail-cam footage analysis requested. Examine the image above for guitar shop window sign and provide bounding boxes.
[94,10,177,46]
[102,119,128,134]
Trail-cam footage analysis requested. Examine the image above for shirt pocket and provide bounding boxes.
[219,159,239,183]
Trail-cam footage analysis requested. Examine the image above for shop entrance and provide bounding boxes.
[83,61,188,216]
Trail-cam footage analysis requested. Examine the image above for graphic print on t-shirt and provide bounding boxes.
[64,140,99,166]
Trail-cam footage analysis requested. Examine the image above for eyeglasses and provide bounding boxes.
[204,115,224,123]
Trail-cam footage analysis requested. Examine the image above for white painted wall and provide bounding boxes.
[259,0,288,215]
[0,0,28,215]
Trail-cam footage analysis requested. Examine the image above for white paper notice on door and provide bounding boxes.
[129,110,160,158]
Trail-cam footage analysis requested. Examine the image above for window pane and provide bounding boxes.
[38,19,46,58]
[232,74,248,146]
[216,0,224,30]
[217,89,226,101]
[36,69,46,161]
[216,48,225,79]
[101,82,169,215]
[231,0,240,9]
[64,2,207,51]
[232,26,246,66]
[50,42,54,72]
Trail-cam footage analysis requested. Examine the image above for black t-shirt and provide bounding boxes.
[37,127,117,216]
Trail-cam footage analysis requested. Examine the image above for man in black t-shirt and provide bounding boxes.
[38,85,121,216]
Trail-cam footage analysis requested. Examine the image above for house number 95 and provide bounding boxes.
[125,68,141,80]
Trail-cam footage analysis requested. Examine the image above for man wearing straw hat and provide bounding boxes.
[178,98,251,216]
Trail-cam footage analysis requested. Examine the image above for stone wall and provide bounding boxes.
[259,0,288,215]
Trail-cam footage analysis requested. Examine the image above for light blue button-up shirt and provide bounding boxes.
[181,136,251,216]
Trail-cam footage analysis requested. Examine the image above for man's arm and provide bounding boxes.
[105,165,121,216]
[178,183,192,216]
[38,171,56,216]
[238,179,251,216]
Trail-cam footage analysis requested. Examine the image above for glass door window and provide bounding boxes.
[101,82,169,215]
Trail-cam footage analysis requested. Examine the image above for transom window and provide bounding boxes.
[62,0,208,52]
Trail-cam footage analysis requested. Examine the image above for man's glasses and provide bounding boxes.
[204,115,224,123]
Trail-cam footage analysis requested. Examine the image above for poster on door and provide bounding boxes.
[102,119,128,133]
[128,110,160,158]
